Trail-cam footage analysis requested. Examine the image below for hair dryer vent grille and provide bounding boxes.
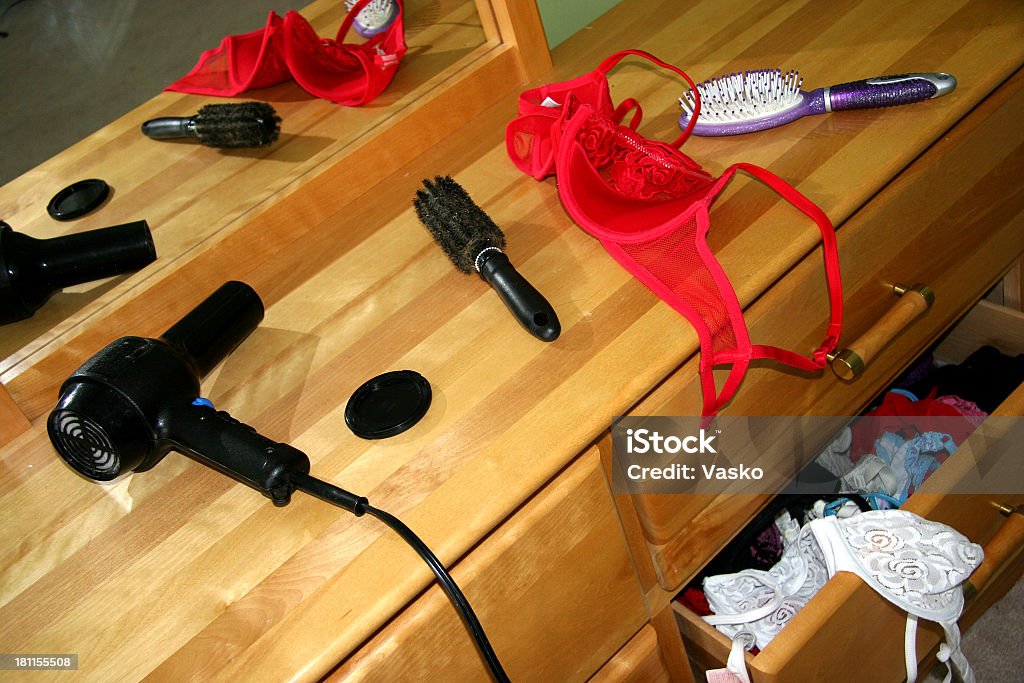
[49,409,120,479]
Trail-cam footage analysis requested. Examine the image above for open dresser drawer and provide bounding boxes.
[674,300,1024,681]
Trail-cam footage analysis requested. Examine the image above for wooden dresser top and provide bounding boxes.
[1,0,1021,680]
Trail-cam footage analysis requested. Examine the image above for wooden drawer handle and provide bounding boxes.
[964,503,1024,600]
[829,283,935,380]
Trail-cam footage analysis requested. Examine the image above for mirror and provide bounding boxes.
[0,0,550,366]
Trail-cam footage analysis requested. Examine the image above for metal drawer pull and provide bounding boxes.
[828,283,935,380]
[991,501,1021,517]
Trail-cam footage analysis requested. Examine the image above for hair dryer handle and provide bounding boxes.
[164,400,310,506]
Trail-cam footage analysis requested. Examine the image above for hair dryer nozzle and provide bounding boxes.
[0,220,156,324]
[161,281,264,378]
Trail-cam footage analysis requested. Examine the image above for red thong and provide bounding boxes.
[506,50,843,417]
[166,0,406,106]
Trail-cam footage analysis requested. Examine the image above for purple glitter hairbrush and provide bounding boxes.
[345,0,399,38]
[679,70,957,136]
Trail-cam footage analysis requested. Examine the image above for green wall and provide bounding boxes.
[536,0,622,48]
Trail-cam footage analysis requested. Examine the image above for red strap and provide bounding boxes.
[712,162,844,371]
[701,355,751,418]
[612,98,643,130]
[594,49,700,149]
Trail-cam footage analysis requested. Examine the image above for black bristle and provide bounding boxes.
[194,102,282,148]
[412,176,506,273]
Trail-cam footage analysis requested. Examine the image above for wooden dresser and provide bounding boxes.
[1,1,1021,681]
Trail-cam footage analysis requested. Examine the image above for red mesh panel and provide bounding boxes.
[506,115,557,179]
[186,48,233,92]
[167,16,290,93]
[620,214,737,354]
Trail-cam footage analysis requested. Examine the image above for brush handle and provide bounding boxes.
[141,117,198,140]
[477,250,560,342]
[827,72,956,111]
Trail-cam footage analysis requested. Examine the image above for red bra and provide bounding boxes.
[167,0,406,106]
[507,50,843,416]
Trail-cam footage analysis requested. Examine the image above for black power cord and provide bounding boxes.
[291,472,510,682]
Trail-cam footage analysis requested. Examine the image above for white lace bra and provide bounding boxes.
[703,512,829,649]
[703,510,983,683]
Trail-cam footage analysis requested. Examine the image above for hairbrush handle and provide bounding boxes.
[477,250,560,342]
[141,117,197,141]
[826,72,956,111]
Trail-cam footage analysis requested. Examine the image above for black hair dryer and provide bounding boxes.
[46,281,336,508]
[46,281,504,679]
[0,220,156,324]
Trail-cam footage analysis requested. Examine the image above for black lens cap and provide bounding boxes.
[345,370,432,439]
[47,179,110,221]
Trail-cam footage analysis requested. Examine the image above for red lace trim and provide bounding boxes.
[575,113,713,201]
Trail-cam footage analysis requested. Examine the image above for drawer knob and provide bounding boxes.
[828,283,935,380]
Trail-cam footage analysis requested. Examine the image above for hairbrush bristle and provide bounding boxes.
[413,176,506,273]
[680,69,803,122]
[194,102,281,148]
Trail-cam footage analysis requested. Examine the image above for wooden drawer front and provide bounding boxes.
[675,308,1024,683]
[330,448,648,682]
[623,65,1024,589]
[589,625,670,683]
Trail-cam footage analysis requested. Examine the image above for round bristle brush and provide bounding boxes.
[414,176,560,342]
[679,70,956,136]
[141,102,281,148]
